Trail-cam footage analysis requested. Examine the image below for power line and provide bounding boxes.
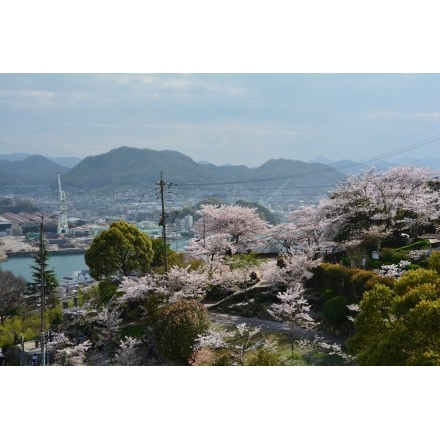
[176,133,440,188]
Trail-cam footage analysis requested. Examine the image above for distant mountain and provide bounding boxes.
[0,153,31,162]
[0,153,82,168]
[60,147,346,199]
[0,155,70,186]
[48,156,82,168]
[310,156,440,172]
[308,156,335,165]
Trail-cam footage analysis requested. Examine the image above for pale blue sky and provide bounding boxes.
[1,73,440,167]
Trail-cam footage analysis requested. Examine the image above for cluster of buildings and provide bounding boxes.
[0,212,58,236]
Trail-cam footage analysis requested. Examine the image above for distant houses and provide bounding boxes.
[61,270,95,288]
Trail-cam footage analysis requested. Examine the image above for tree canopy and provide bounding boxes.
[26,241,59,310]
[347,252,440,365]
[85,220,154,281]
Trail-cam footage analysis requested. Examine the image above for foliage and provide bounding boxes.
[347,267,440,365]
[85,220,153,280]
[311,263,395,301]
[0,314,45,351]
[47,303,63,326]
[322,296,350,326]
[155,300,210,364]
[226,251,263,270]
[26,241,59,310]
[150,238,191,273]
[320,289,336,303]
[0,270,27,325]
[428,251,440,275]
[245,347,286,366]
[398,239,431,251]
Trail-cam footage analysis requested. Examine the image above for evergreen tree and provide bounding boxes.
[26,242,59,311]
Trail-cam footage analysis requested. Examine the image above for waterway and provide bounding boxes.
[0,253,89,282]
[0,238,189,282]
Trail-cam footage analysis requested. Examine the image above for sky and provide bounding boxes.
[2,2,440,170]
[2,73,440,168]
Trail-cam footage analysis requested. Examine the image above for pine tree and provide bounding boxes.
[26,241,59,311]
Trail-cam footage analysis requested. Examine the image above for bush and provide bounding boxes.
[392,250,409,263]
[312,263,353,295]
[322,296,350,326]
[399,240,431,251]
[155,300,210,364]
[428,251,440,274]
[380,248,394,263]
[320,289,336,303]
[246,348,285,366]
[0,314,43,351]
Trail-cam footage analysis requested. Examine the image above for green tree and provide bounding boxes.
[347,266,440,365]
[155,299,210,364]
[85,221,154,281]
[428,250,440,275]
[26,242,59,311]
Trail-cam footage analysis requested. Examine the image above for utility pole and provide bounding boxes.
[40,214,46,366]
[174,210,180,251]
[158,172,169,273]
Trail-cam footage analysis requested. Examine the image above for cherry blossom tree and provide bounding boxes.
[319,165,440,244]
[269,283,316,355]
[185,233,235,276]
[194,204,270,246]
[48,332,91,366]
[114,336,141,366]
[266,248,321,289]
[165,265,208,300]
[298,336,355,365]
[196,322,266,366]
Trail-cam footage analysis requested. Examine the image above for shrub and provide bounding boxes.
[155,300,210,364]
[392,250,409,263]
[428,251,440,275]
[246,348,285,366]
[322,296,350,326]
[399,240,431,251]
[380,248,394,263]
[312,263,352,295]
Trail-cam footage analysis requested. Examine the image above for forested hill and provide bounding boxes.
[61,146,346,191]
[0,155,70,186]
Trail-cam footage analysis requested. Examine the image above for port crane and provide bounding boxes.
[57,171,69,236]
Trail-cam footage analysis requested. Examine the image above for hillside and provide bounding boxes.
[0,155,70,186]
[61,147,346,192]
[0,153,81,168]
[0,147,347,203]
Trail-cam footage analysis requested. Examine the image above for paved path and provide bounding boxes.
[208,311,347,346]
